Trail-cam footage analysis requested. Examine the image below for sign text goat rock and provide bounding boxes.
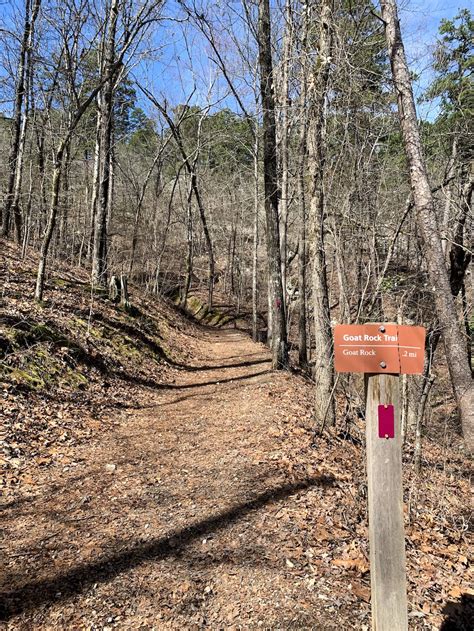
[334,323,426,374]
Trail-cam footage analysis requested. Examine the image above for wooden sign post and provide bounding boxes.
[365,372,407,630]
[334,323,426,631]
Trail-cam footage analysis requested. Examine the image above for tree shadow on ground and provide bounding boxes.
[0,475,335,620]
[215,351,265,361]
[440,594,474,630]
[111,367,271,391]
[70,309,268,377]
[171,358,268,372]
[103,371,275,411]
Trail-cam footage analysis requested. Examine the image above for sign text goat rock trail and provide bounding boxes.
[333,323,426,374]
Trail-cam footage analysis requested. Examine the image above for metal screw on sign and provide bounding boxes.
[379,325,386,333]
[384,404,389,437]
[380,361,387,369]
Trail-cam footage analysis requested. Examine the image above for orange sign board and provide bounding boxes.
[334,324,426,374]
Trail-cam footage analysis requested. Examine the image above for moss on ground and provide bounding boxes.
[181,295,233,329]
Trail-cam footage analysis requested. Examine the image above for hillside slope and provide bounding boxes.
[1,240,199,493]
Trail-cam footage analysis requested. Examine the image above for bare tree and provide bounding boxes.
[297,0,309,370]
[252,121,260,341]
[307,0,335,427]
[257,0,288,369]
[35,0,162,301]
[139,87,216,308]
[91,0,165,287]
[91,0,120,288]
[278,0,293,316]
[380,0,474,453]
[35,0,101,301]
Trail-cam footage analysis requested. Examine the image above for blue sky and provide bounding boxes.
[398,0,467,118]
[141,0,469,121]
[0,0,469,121]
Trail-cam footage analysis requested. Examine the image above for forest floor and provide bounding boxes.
[1,241,472,630]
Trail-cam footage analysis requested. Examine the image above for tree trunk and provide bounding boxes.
[191,169,215,308]
[297,0,309,370]
[58,140,71,252]
[414,375,435,474]
[307,0,335,426]
[181,175,194,308]
[257,0,288,370]
[120,274,131,311]
[109,275,120,302]
[449,165,472,297]
[381,0,474,453]
[441,138,457,258]
[333,225,351,323]
[278,0,292,319]
[35,120,47,240]
[35,149,64,302]
[21,162,34,259]
[252,126,259,342]
[88,105,102,262]
[92,0,119,287]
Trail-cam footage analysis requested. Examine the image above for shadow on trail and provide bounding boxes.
[0,475,335,620]
[440,594,474,630]
[171,358,269,372]
[114,368,271,391]
[215,351,265,361]
[117,373,276,410]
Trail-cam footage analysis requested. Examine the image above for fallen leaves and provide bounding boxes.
[351,582,371,602]
[332,557,369,574]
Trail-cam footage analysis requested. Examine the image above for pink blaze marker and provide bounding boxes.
[378,404,395,439]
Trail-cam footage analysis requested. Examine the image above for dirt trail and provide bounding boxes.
[1,328,347,630]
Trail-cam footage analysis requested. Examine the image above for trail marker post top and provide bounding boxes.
[334,323,426,375]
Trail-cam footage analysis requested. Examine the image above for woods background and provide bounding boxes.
[1,0,472,451]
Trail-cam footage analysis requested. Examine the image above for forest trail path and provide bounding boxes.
[2,327,339,629]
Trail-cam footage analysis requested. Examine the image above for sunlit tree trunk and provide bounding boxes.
[307,0,335,427]
[278,0,292,319]
[35,148,65,301]
[181,175,194,308]
[297,0,309,370]
[88,105,102,262]
[92,0,119,287]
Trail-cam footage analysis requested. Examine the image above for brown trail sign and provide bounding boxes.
[334,323,425,374]
[334,323,426,631]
